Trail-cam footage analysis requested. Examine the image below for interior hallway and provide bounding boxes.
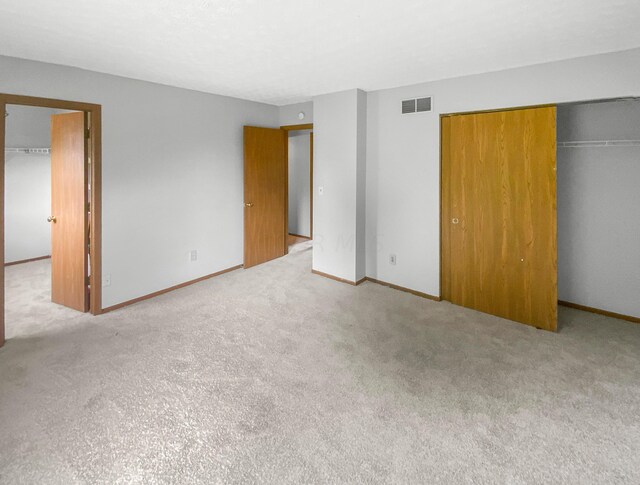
[287,233,310,248]
[1,247,639,483]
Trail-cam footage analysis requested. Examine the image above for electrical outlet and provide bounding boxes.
[189,250,198,262]
[102,274,111,287]
[389,254,397,265]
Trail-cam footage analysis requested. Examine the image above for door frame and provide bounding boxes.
[0,93,102,347]
[281,123,313,246]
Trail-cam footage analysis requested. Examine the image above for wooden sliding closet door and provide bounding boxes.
[443,106,557,331]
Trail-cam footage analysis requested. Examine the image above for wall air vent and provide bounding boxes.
[402,99,416,114]
[402,96,433,114]
[417,97,432,112]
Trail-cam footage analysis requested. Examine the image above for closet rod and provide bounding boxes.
[558,140,640,148]
[4,148,51,154]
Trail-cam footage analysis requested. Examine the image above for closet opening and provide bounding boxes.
[440,97,640,332]
[0,94,102,347]
[556,98,640,325]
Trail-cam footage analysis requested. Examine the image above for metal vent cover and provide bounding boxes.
[416,97,432,112]
[402,99,416,114]
[402,96,432,114]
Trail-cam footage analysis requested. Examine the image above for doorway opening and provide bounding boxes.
[1,94,102,347]
[282,124,313,254]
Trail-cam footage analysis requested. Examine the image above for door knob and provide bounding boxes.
[452,218,459,224]
[244,203,254,207]
[47,216,57,223]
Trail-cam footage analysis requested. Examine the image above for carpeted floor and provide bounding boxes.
[1,244,639,484]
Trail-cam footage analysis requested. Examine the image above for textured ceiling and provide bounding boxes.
[1,0,639,105]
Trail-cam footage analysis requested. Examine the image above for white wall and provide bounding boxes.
[279,101,313,126]
[312,89,366,282]
[287,131,311,237]
[1,55,278,308]
[557,100,640,317]
[365,48,640,297]
[4,105,55,263]
[5,104,55,148]
[355,89,367,282]
[5,154,51,263]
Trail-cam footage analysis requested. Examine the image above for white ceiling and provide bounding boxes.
[1,0,639,106]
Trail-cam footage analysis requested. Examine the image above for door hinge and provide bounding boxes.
[86,128,91,139]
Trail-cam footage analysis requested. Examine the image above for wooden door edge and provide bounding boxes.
[439,115,451,302]
[0,99,5,346]
[283,128,289,255]
[280,123,313,131]
[310,132,313,239]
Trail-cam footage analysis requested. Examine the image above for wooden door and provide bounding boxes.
[0,99,5,345]
[309,131,314,238]
[244,126,287,268]
[50,112,89,312]
[442,106,557,331]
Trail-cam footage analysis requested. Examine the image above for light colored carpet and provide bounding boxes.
[1,245,639,484]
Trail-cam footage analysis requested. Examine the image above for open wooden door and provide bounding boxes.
[50,112,89,312]
[243,126,287,268]
[442,106,557,331]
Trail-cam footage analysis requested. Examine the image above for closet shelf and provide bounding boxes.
[558,140,640,148]
[4,148,51,154]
